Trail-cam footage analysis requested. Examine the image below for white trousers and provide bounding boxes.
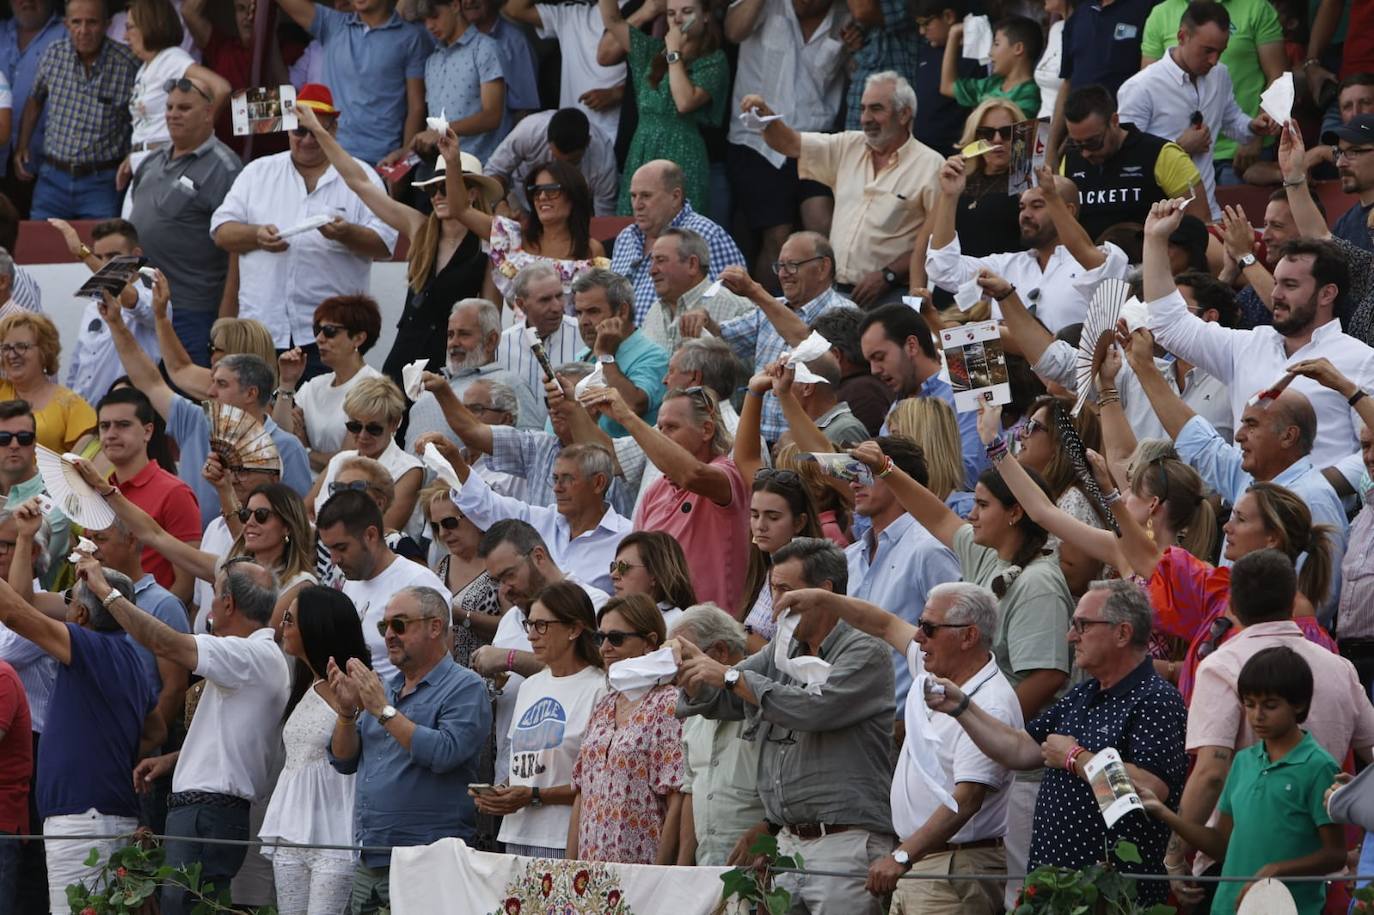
[44,809,138,915]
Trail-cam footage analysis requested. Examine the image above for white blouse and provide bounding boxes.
[258,687,355,860]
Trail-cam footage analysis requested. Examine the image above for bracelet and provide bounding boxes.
[876,456,895,478]
[1103,489,1122,506]
[1064,744,1087,774]
[98,487,117,498]
[506,649,517,673]
[1302,57,1322,70]
[746,389,765,399]
[1349,389,1367,407]
[947,692,971,718]
[985,435,1009,463]
[1282,175,1308,188]
[77,243,93,261]
[992,284,1016,303]
[1097,392,1121,408]
[101,590,122,609]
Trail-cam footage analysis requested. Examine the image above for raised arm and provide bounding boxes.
[736,94,801,161]
[939,23,964,100]
[1124,326,1197,440]
[1287,357,1374,429]
[774,587,916,655]
[664,23,712,114]
[438,130,494,240]
[180,0,213,48]
[925,675,1044,770]
[147,272,212,401]
[850,440,966,549]
[419,373,495,454]
[929,155,965,251]
[0,575,70,664]
[772,367,832,455]
[597,0,633,54]
[1035,163,1105,270]
[503,0,543,28]
[185,64,232,119]
[101,288,175,419]
[1219,204,1274,309]
[1278,120,1332,240]
[723,0,766,43]
[978,271,1053,365]
[733,373,769,484]
[719,268,809,346]
[274,0,318,34]
[75,556,200,671]
[1095,344,1137,485]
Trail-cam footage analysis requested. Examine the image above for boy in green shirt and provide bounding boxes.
[940,15,1042,121]
[1141,646,1346,915]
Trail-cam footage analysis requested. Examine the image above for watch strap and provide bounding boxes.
[1350,389,1368,407]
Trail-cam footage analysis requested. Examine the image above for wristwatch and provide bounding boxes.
[597,353,616,365]
[723,668,741,691]
[77,243,93,261]
[1238,252,1257,268]
[891,849,911,868]
[665,50,682,65]
[376,704,398,724]
[530,786,543,808]
[881,267,898,285]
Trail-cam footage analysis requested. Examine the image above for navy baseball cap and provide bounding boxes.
[1322,113,1374,146]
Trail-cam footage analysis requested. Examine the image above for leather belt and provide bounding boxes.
[167,790,250,810]
[942,836,1003,853]
[773,822,858,840]
[44,156,122,177]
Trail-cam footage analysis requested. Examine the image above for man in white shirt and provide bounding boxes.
[210,87,397,375]
[317,490,448,680]
[926,158,1129,333]
[89,556,289,915]
[483,107,618,216]
[776,581,1019,914]
[1116,2,1273,220]
[495,263,583,429]
[724,0,847,280]
[406,297,540,450]
[469,519,608,783]
[1144,198,1374,468]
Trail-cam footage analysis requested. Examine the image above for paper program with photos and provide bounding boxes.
[232,85,298,136]
[1084,747,1145,827]
[941,320,1010,412]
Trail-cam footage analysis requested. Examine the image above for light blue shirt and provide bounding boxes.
[424,26,506,163]
[485,17,539,112]
[310,7,430,164]
[577,329,669,437]
[168,394,313,528]
[846,513,961,708]
[1175,413,1349,621]
[0,15,64,177]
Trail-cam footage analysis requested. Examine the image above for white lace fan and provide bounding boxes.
[1236,878,1297,915]
[1074,277,1132,415]
[205,402,281,472]
[34,446,116,529]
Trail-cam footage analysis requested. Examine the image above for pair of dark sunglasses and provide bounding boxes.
[329,480,371,496]
[1196,616,1235,660]
[974,125,1014,142]
[754,468,800,485]
[163,77,212,103]
[593,630,646,647]
[432,516,461,531]
[313,322,347,339]
[0,431,35,446]
[917,619,970,638]
[376,615,434,637]
[345,420,387,437]
[530,183,564,199]
[236,507,276,524]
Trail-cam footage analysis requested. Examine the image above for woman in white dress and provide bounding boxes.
[260,585,371,915]
[119,0,229,193]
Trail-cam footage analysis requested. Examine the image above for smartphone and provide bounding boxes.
[468,783,498,796]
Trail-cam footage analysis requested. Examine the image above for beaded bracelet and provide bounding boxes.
[1103,489,1122,506]
[1065,744,1087,774]
[985,435,1009,463]
[506,649,517,673]
[877,456,895,478]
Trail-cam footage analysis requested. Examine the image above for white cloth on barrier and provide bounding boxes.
[389,838,745,914]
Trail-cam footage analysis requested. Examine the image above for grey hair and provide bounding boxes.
[78,567,135,632]
[556,360,595,382]
[661,227,710,273]
[928,582,999,650]
[512,262,560,300]
[789,231,834,279]
[674,337,743,401]
[396,585,450,624]
[557,443,614,488]
[0,247,14,279]
[772,536,848,593]
[1089,579,1152,649]
[570,267,635,319]
[221,556,279,625]
[672,602,747,657]
[482,380,520,423]
[0,509,51,578]
[452,297,502,340]
[219,353,275,408]
[865,70,917,116]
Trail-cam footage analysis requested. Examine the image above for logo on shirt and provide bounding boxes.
[512,697,568,754]
[1122,165,1143,176]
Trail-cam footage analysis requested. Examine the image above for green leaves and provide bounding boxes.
[62,835,278,915]
[719,832,796,914]
[1113,840,1143,865]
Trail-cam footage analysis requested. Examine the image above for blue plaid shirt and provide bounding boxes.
[719,287,857,441]
[32,36,137,163]
[844,0,920,130]
[609,202,747,324]
[486,424,630,513]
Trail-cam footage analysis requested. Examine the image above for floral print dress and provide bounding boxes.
[571,683,684,864]
[487,216,610,304]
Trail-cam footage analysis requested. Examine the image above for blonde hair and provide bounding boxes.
[1248,482,1334,608]
[337,455,395,511]
[956,98,1025,172]
[1128,456,1217,564]
[210,318,278,386]
[408,193,494,293]
[664,387,732,457]
[343,376,407,426]
[0,312,60,375]
[886,397,965,500]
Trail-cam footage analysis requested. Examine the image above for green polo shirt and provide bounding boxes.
[1214,731,1338,915]
[1140,0,1283,162]
[953,75,1040,121]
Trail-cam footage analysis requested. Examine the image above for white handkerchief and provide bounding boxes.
[607,647,679,701]
[786,330,832,364]
[954,276,983,312]
[574,361,608,398]
[1119,296,1147,332]
[401,358,428,401]
[278,214,333,238]
[522,324,541,349]
[790,362,829,385]
[907,673,958,813]
[703,280,722,298]
[962,15,993,63]
[902,295,924,311]
[1260,72,1294,125]
[773,611,833,695]
[422,442,463,492]
[67,535,98,565]
[426,109,447,134]
[738,106,785,133]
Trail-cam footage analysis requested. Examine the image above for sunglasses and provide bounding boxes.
[281,610,295,626]
[1066,131,1109,152]
[1196,616,1234,660]
[313,322,347,339]
[680,384,713,411]
[236,507,276,524]
[162,77,212,103]
[608,558,644,577]
[0,431,35,447]
[917,619,971,638]
[432,516,462,531]
[974,125,1014,142]
[230,465,280,478]
[329,480,371,495]
[530,183,564,199]
[755,468,801,485]
[376,615,432,637]
[345,420,387,437]
[207,341,226,357]
[521,618,565,636]
[422,181,447,198]
[291,117,337,137]
[593,630,645,647]
[1017,418,1047,441]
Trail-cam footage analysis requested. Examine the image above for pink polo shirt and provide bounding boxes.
[1187,620,1374,762]
[633,455,749,613]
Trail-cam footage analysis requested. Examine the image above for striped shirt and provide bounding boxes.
[609,202,747,324]
[494,316,582,429]
[32,37,137,163]
[0,623,56,733]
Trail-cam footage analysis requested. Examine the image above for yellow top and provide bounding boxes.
[0,381,97,453]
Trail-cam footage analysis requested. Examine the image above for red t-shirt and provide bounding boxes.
[1343,0,1374,78]
[116,460,202,589]
[0,661,32,835]
[633,455,750,613]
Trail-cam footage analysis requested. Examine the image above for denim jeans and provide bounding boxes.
[29,165,120,220]
[171,308,217,369]
[0,830,20,913]
[161,803,249,915]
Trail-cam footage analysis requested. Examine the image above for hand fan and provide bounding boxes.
[205,402,281,472]
[34,446,116,529]
[1236,878,1297,915]
[1074,277,1132,415]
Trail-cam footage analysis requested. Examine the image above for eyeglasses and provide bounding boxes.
[329,480,371,495]
[521,618,566,635]
[1070,617,1116,634]
[755,468,801,485]
[61,587,74,605]
[680,385,713,411]
[432,516,461,531]
[0,431,36,447]
[974,125,1014,142]
[291,117,337,138]
[281,610,295,627]
[608,558,644,577]
[530,183,565,199]
[313,322,346,339]
[345,420,387,437]
[593,630,645,647]
[229,465,279,478]
[1335,146,1374,162]
[1196,616,1234,659]
[376,615,432,636]
[917,619,971,638]
[236,507,276,524]
[1066,130,1109,152]
[0,342,33,357]
[771,256,826,276]
[466,403,502,416]
[207,341,226,357]
[422,182,447,198]
[162,77,213,103]
[1017,418,1047,441]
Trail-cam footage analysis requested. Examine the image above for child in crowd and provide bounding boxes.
[1139,646,1345,915]
[940,14,1043,120]
[912,0,980,155]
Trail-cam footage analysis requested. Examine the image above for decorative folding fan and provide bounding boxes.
[1074,277,1132,415]
[1236,879,1297,915]
[204,402,281,472]
[34,446,116,530]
